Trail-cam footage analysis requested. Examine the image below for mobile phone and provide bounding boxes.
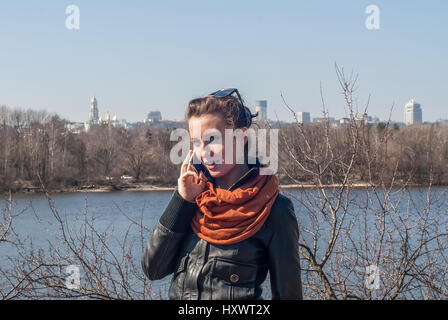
[189,153,214,183]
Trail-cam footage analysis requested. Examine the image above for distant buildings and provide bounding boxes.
[84,96,127,131]
[145,111,162,123]
[63,95,434,134]
[354,113,380,125]
[339,118,350,125]
[404,99,422,125]
[296,112,310,124]
[255,100,267,121]
[79,96,184,132]
[65,122,85,134]
[295,112,380,127]
[313,117,335,124]
[89,96,99,124]
[366,115,380,125]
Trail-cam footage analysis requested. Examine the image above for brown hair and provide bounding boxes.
[187,95,256,128]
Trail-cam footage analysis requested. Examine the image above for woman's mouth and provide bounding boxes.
[203,160,217,170]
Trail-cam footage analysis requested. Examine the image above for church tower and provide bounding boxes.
[89,96,99,124]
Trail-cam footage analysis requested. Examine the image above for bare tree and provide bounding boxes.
[279,64,448,299]
[0,192,14,243]
[2,66,448,300]
[0,175,160,300]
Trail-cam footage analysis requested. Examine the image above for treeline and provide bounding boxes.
[0,106,181,192]
[278,120,448,186]
[1,105,448,193]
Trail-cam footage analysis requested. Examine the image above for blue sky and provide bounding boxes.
[0,0,446,123]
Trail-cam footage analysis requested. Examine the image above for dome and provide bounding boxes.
[91,96,97,103]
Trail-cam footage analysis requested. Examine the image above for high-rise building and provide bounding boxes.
[89,96,99,124]
[404,99,422,125]
[255,100,267,121]
[296,112,310,124]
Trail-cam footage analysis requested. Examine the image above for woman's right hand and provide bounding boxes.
[178,150,207,202]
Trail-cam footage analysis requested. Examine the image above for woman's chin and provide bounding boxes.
[206,164,232,178]
[208,169,225,178]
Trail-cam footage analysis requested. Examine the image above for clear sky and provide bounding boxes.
[0,0,446,123]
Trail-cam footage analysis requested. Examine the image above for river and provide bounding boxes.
[1,186,447,299]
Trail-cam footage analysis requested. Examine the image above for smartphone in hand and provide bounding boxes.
[189,153,214,183]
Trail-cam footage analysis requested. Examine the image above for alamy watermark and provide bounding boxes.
[365,5,380,30]
[169,127,279,175]
[65,264,80,290]
[365,264,380,290]
[66,5,80,30]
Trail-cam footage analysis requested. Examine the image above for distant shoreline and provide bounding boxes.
[2,181,440,197]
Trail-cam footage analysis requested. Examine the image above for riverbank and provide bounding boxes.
[2,181,434,196]
[1,183,176,196]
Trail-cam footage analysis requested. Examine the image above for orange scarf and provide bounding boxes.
[190,174,279,245]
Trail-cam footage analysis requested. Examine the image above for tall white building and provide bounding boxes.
[404,99,422,125]
[255,100,267,121]
[296,112,310,124]
[89,96,99,124]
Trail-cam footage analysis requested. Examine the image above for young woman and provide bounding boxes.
[142,88,303,300]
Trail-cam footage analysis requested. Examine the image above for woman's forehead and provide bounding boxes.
[188,114,226,137]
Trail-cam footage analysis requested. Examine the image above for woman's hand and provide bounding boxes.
[178,150,207,202]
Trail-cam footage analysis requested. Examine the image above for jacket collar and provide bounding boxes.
[219,160,260,191]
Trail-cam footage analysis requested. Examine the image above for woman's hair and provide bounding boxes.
[187,95,257,128]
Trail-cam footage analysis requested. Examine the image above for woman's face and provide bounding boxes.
[188,113,241,179]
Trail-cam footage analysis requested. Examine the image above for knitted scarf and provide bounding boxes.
[190,174,279,245]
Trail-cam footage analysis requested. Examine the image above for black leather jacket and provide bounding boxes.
[141,168,303,300]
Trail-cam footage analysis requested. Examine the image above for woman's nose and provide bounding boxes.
[201,148,214,160]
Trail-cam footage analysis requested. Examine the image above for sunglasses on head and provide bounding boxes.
[209,88,244,106]
[208,88,258,126]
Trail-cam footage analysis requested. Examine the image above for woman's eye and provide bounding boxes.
[208,136,215,143]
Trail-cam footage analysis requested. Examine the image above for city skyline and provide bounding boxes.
[76,95,446,128]
[0,1,447,123]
